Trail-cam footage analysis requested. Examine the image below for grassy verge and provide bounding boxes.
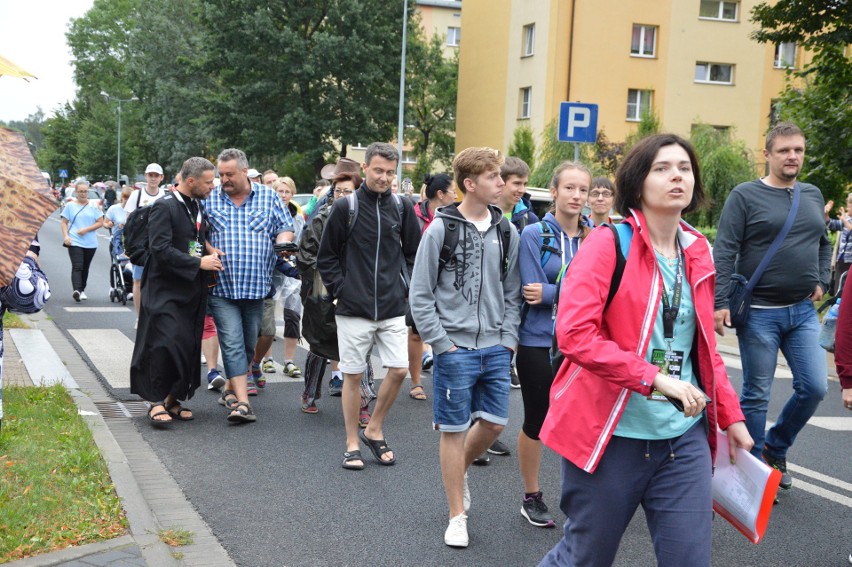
[1,311,26,329]
[0,385,127,563]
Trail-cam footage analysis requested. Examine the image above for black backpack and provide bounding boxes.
[437,215,513,281]
[123,191,153,266]
[550,223,632,377]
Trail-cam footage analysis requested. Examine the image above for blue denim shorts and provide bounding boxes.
[432,344,512,432]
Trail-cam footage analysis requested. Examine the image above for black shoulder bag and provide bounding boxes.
[728,184,800,328]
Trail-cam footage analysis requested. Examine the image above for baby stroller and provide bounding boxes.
[108,227,133,305]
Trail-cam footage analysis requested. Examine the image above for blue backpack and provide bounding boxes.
[550,223,633,377]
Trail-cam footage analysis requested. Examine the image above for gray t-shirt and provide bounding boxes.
[713,179,831,308]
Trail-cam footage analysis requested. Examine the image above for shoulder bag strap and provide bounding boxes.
[745,184,801,293]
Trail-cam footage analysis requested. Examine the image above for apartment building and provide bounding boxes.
[455,0,809,163]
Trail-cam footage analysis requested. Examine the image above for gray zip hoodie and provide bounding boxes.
[409,203,522,355]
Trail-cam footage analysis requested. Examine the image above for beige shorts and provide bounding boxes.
[335,315,408,374]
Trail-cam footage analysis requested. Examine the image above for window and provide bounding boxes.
[523,24,535,57]
[774,42,797,68]
[519,87,531,119]
[694,62,734,84]
[630,24,657,57]
[626,89,652,121]
[699,0,738,21]
[402,151,417,165]
[447,27,460,47]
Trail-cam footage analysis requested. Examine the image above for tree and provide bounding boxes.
[507,123,535,172]
[37,104,82,181]
[66,0,149,179]
[751,0,851,199]
[404,23,458,181]
[198,0,404,173]
[624,109,662,151]
[128,0,216,172]
[529,120,574,188]
[687,124,757,227]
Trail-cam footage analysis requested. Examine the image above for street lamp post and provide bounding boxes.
[396,0,409,181]
[100,91,138,183]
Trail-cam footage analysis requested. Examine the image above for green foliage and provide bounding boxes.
[686,124,757,227]
[693,226,717,244]
[507,123,536,172]
[199,0,404,173]
[751,0,851,199]
[529,120,574,188]
[404,21,458,182]
[624,110,662,151]
[0,385,127,561]
[38,103,82,181]
[1,109,46,153]
[273,152,318,196]
[2,311,26,329]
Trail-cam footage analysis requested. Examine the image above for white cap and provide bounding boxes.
[247,168,260,179]
[145,163,164,175]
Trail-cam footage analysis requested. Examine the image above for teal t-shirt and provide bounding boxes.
[62,202,103,248]
[614,249,703,440]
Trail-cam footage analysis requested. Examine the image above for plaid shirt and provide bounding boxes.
[204,182,294,299]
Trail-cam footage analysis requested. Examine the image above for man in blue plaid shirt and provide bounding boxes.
[205,148,294,423]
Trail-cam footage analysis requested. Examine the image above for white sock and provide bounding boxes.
[332,371,342,379]
[284,359,293,365]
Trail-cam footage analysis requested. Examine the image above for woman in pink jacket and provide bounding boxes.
[538,134,753,567]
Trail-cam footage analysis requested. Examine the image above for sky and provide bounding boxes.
[0,0,94,123]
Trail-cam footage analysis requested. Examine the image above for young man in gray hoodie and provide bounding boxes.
[410,147,523,548]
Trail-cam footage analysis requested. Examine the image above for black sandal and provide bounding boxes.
[227,401,257,423]
[359,429,396,465]
[147,402,172,427]
[218,389,238,409]
[165,400,193,421]
[342,450,364,470]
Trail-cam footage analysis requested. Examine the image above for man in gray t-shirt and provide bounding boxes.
[713,122,830,492]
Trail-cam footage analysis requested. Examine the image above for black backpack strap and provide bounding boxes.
[498,216,513,281]
[605,223,627,309]
[438,217,460,275]
[345,193,358,238]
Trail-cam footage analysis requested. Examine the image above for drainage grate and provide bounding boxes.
[94,400,148,419]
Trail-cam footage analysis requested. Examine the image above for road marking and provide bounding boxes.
[788,463,852,494]
[64,307,131,313]
[9,329,79,388]
[68,328,133,389]
[793,478,852,508]
[721,356,793,379]
[802,417,852,432]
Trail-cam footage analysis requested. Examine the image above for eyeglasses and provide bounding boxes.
[334,188,355,196]
[589,190,613,199]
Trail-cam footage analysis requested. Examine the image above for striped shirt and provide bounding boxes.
[204,182,294,300]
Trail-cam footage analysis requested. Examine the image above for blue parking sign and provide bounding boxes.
[558,102,598,143]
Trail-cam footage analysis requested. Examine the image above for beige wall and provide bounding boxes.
[454,0,512,151]
[418,2,463,58]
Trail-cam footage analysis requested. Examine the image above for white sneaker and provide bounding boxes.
[134,318,138,330]
[127,292,134,301]
[201,353,207,365]
[463,473,470,512]
[444,513,469,548]
[80,291,88,300]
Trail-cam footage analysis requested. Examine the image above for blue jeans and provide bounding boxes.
[431,344,511,432]
[207,296,264,380]
[539,422,712,567]
[737,298,828,459]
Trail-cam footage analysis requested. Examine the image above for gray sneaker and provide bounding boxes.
[521,491,556,528]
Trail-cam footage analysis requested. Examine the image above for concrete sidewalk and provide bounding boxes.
[3,312,235,567]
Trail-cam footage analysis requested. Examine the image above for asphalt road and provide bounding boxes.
[35,212,852,566]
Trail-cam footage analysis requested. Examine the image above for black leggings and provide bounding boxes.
[516,345,555,440]
[68,246,97,292]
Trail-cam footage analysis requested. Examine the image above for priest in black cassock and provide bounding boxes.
[130,157,222,425]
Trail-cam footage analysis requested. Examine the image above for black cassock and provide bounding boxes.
[130,193,207,402]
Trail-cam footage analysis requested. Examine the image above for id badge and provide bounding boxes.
[188,240,202,258]
[648,348,684,401]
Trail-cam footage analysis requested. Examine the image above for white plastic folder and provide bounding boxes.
[712,430,782,543]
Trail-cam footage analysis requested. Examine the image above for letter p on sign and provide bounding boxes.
[558,102,598,144]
